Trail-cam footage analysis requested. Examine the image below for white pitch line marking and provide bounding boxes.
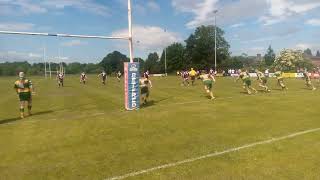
[105,127,320,180]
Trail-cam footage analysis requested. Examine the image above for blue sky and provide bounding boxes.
[0,0,320,63]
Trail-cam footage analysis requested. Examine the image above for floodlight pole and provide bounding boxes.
[43,46,47,78]
[214,10,218,73]
[164,29,167,76]
[128,0,134,63]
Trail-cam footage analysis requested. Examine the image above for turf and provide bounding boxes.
[0,75,319,180]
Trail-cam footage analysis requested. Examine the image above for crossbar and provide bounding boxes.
[0,30,129,40]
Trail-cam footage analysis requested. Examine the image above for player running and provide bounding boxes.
[189,68,197,86]
[200,72,216,100]
[181,70,189,86]
[303,71,316,90]
[98,71,107,85]
[274,70,287,90]
[256,69,270,92]
[14,72,34,118]
[236,70,257,95]
[56,72,64,87]
[143,70,150,80]
[116,71,122,82]
[80,72,87,84]
[140,76,152,105]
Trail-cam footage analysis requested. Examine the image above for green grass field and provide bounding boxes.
[0,75,320,180]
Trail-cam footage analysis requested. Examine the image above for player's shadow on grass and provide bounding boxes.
[140,97,172,108]
[0,110,54,125]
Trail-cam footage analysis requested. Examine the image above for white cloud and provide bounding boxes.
[0,0,110,16]
[0,51,43,63]
[230,23,245,28]
[147,1,160,12]
[260,0,320,25]
[305,19,320,26]
[112,25,182,52]
[0,22,35,31]
[61,40,88,47]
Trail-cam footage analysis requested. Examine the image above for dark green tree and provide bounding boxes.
[159,43,186,73]
[185,25,230,70]
[99,51,128,74]
[316,50,320,57]
[264,45,276,66]
[144,52,160,73]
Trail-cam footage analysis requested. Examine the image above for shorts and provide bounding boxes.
[141,86,149,97]
[191,76,195,81]
[204,80,213,90]
[244,79,251,86]
[19,92,31,101]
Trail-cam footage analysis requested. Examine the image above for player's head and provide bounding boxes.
[19,72,25,79]
[191,68,193,71]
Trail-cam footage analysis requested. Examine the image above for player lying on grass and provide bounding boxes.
[256,69,270,92]
[14,72,34,119]
[303,71,316,90]
[56,72,64,87]
[98,71,107,85]
[116,71,122,82]
[274,70,287,90]
[236,70,257,95]
[80,72,87,84]
[140,76,152,105]
[200,72,216,100]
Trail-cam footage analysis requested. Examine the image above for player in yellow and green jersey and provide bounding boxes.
[256,69,270,92]
[274,70,287,90]
[236,70,257,95]
[303,71,316,90]
[14,72,34,118]
[200,73,216,100]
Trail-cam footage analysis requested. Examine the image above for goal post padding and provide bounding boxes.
[124,62,140,110]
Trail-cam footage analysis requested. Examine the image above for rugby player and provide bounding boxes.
[256,69,270,92]
[274,70,287,90]
[14,72,34,118]
[189,68,197,86]
[303,71,316,90]
[98,71,107,85]
[80,72,87,84]
[200,72,216,100]
[140,76,152,105]
[236,70,257,95]
[181,70,189,86]
[57,72,64,87]
[117,71,122,82]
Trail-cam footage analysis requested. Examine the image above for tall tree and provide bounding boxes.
[159,43,186,72]
[144,52,160,73]
[304,48,313,56]
[185,25,230,70]
[99,51,128,74]
[316,50,320,57]
[264,45,276,66]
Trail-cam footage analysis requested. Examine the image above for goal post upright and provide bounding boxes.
[128,0,134,63]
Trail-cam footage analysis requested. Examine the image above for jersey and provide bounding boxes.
[189,70,197,77]
[81,74,86,80]
[57,74,64,80]
[303,72,311,82]
[14,79,32,94]
[274,71,283,80]
[182,71,189,79]
[256,71,265,80]
[239,72,250,81]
